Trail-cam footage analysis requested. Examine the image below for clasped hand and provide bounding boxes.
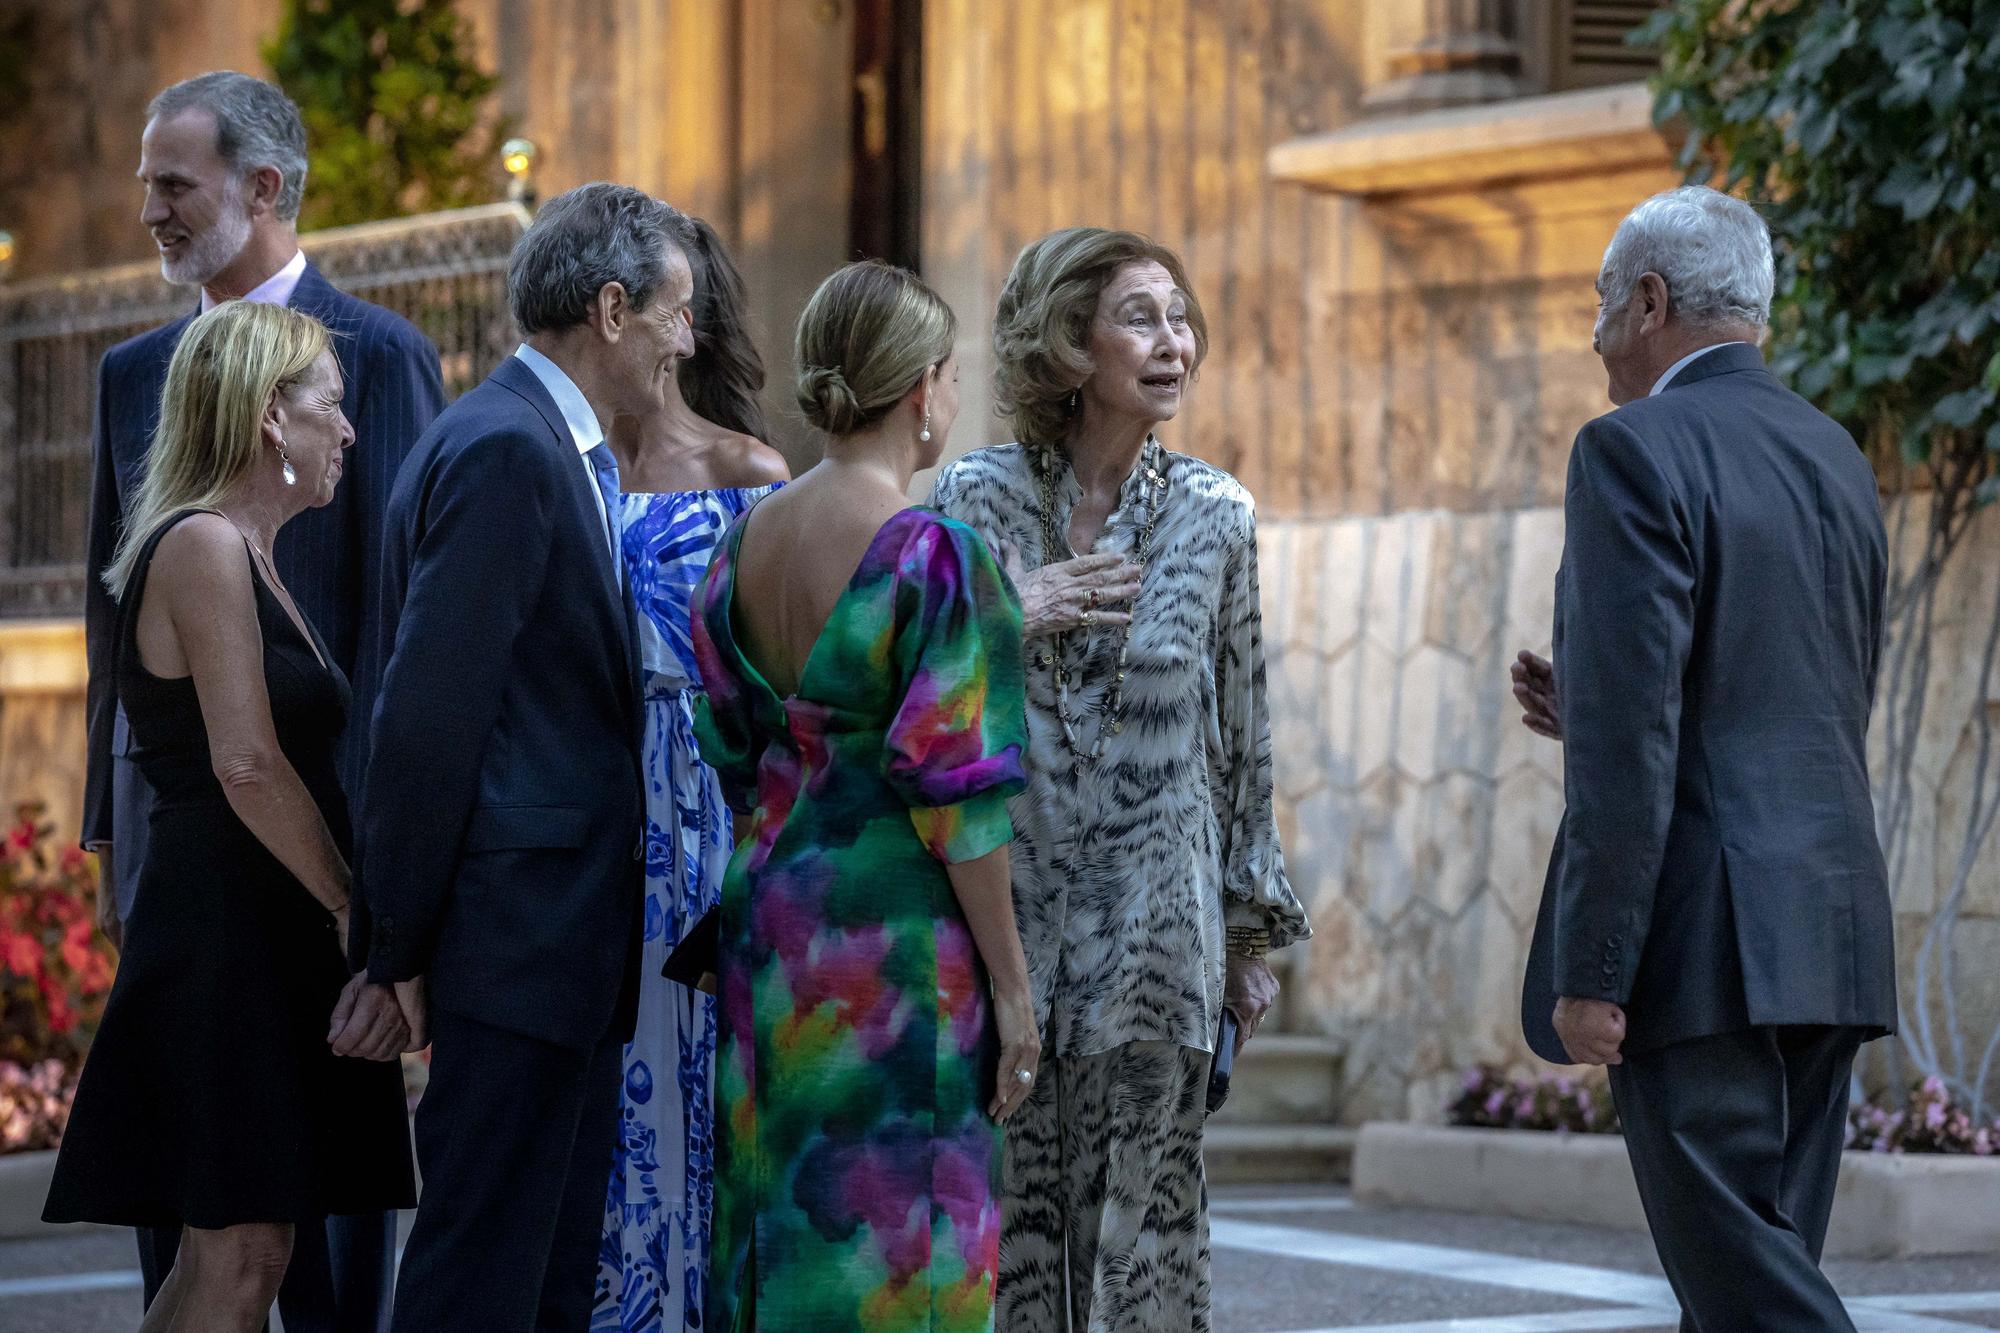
[999,543,1143,639]
[328,974,429,1061]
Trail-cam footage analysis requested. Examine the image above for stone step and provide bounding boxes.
[1210,1034,1346,1126]
[1204,1123,1357,1186]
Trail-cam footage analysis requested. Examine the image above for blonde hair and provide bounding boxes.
[794,261,955,436]
[102,301,332,598]
[993,227,1209,450]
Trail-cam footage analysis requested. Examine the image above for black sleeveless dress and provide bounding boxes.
[44,510,415,1229]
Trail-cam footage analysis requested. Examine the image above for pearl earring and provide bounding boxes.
[920,409,932,444]
[278,443,297,487]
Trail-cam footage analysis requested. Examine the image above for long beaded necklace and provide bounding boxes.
[1033,437,1169,762]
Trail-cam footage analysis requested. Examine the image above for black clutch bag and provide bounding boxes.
[1207,1009,1239,1114]
[661,907,719,990]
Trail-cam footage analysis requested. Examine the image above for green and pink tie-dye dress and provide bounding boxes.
[690,506,1028,1332]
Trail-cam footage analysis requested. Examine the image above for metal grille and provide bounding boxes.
[0,203,529,618]
[1557,0,1666,89]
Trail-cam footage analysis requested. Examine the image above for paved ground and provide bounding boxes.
[5,1188,2000,1330]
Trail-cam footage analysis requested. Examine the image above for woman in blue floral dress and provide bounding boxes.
[594,218,789,1333]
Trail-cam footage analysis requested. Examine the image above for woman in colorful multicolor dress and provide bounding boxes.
[594,218,790,1333]
[691,260,1041,1331]
[930,228,1313,1332]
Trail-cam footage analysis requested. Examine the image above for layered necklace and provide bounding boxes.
[1033,437,1169,762]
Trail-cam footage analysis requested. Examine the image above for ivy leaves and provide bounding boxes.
[1645,0,1999,474]
[262,0,511,231]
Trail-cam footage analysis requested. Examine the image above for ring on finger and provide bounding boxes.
[1086,587,1100,608]
[1081,608,1097,627]
[1014,1068,1035,1085]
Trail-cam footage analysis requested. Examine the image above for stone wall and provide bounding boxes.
[1264,500,2000,1125]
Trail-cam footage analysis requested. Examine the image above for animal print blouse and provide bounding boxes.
[930,442,1310,1058]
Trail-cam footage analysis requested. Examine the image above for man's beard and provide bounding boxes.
[160,188,253,289]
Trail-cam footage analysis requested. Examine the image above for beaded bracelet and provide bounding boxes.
[1226,926,1271,960]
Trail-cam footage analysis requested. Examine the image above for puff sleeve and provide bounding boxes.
[882,516,1029,863]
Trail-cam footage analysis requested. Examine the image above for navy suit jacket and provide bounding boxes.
[1523,343,1897,1062]
[82,261,445,915]
[358,354,644,1050]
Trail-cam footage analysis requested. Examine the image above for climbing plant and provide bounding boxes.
[1646,0,2000,1113]
[264,0,510,230]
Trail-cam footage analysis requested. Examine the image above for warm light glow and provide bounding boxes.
[502,138,537,177]
[0,232,14,265]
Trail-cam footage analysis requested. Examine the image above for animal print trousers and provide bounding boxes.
[996,1041,1212,1333]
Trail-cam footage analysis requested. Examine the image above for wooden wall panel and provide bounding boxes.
[920,0,1672,521]
[922,0,1366,517]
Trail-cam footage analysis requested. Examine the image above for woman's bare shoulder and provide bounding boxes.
[712,429,791,486]
[151,511,251,581]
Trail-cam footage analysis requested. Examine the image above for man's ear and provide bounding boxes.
[1637,272,1672,335]
[245,165,285,218]
[588,282,630,344]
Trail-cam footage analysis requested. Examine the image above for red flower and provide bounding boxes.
[0,928,41,979]
[41,987,76,1037]
[61,920,95,975]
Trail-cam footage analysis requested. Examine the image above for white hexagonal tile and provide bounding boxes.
[1352,768,1422,925]
[1323,638,1400,785]
[1316,517,1370,658]
[1413,773,1495,919]
[1488,765,1566,929]
[1362,512,1437,657]
[1394,645,1482,783]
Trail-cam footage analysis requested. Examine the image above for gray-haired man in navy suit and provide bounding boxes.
[1517,187,1895,1331]
[81,71,444,1333]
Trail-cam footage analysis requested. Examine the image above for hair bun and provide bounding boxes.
[798,364,865,434]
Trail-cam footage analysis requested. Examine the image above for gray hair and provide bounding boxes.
[148,72,309,223]
[1599,186,1775,329]
[508,184,698,335]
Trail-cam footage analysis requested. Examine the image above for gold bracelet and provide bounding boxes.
[1226,926,1271,960]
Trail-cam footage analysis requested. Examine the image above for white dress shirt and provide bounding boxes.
[1650,341,1752,398]
[200,248,308,313]
[511,342,616,562]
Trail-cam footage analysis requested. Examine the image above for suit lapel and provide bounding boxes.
[488,358,640,686]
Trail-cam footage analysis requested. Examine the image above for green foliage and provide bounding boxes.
[1643,1,1999,476]
[263,0,510,230]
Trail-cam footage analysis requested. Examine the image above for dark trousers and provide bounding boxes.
[389,1007,622,1333]
[1610,1025,1864,1332]
[137,1210,397,1333]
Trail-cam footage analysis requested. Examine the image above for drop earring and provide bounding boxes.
[920,409,932,444]
[279,444,297,487]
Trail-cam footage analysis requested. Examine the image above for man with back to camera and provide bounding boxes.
[81,69,445,1333]
[1516,185,1895,1331]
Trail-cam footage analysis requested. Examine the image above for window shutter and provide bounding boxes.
[1555,1,1667,90]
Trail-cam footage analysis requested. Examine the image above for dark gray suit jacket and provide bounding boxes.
[1522,342,1896,1062]
[82,262,445,915]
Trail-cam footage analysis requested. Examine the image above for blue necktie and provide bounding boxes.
[585,442,622,577]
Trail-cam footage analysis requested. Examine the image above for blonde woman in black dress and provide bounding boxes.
[45,301,415,1332]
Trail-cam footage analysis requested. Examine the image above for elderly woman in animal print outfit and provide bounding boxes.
[929,227,1310,1333]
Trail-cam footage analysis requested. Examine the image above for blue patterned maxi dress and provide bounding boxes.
[595,483,780,1333]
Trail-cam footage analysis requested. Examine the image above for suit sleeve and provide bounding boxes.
[81,353,124,850]
[1552,415,1696,1003]
[344,322,445,768]
[359,428,557,984]
[338,321,445,969]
